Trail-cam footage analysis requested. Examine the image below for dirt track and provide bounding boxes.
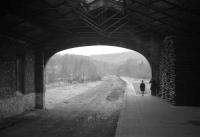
[52,76,126,116]
[45,81,101,109]
[0,76,126,137]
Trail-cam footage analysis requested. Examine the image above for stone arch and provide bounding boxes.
[44,37,159,79]
[44,44,153,108]
[36,37,161,108]
[45,44,153,79]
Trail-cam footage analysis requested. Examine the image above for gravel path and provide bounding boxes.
[45,81,101,109]
[0,76,126,137]
[116,77,200,137]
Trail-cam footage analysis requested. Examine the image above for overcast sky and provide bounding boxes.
[58,45,133,56]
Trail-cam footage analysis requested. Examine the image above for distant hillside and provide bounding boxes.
[92,60,118,76]
[117,58,151,79]
[90,52,147,64]
[46,51,151,84]
[46,54,101,84]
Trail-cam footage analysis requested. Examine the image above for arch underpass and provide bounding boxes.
[44,45,152,108]
[0,0,200,136]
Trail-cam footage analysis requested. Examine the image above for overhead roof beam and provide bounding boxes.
[127,17,166,36]
[128,8,189,34]
[1,31,39,44]
[99,10,122,26]
[108,21,128,36]
[94,7,108,17]
[134,1,196,27]
[161,0,200,17]
[80,16,108,37]
[104,15,128,31]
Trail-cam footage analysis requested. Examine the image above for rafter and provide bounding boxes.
[128,1,200,35]
[94,7,108,17]
[134,0,197,27]
[0,31,40,44]
[62,0,129,37]
[162,0,200,17]
[64,2,99,26]
[109,21,128,36]
[0,6,76,35]
[128,9,185,34]
[67,0,97,19]
[1,0,199,41]
[127,21,166,36]
[80,16,108,37]
[104,15,128,31]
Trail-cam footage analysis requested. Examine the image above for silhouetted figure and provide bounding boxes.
[140,80,145,96]
[150,79,157,96]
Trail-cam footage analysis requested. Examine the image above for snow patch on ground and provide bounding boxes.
[45,81,102,109]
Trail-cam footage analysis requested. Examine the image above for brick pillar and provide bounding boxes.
[159,36,176,104]
[35,50,45,109]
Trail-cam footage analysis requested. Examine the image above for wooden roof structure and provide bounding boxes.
[0,0,200,46]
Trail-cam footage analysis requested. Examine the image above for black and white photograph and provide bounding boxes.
[0,0,200,137]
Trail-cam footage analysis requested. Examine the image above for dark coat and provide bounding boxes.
[140,83,145,91]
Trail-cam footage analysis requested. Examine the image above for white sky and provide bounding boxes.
[58,45,133,56]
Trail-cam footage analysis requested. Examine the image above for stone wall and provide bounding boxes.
[158,36,176,104]
[0,93,35,119]
[159,36,200,106]
[0,36,36,120]
[0,51,16,99]
[25,50,35,94]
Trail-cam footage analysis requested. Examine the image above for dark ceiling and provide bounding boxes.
[0,0,200,47]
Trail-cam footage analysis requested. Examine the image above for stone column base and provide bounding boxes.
[35,93,44,109]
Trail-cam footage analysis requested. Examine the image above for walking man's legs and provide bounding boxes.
[142,91,144,96]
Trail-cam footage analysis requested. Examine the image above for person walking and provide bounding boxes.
[150,79,157,96]
[140,80,145,96]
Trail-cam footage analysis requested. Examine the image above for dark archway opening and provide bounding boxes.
[45,45,152,108]
[44,45,152,137]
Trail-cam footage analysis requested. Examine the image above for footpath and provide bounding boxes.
[115,78,200,137]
